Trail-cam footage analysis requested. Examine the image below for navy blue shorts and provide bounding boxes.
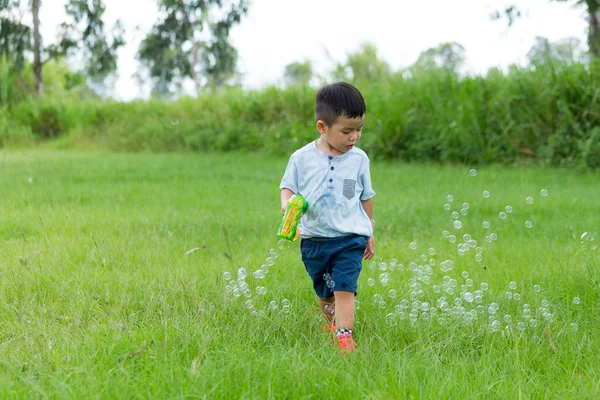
[300,234,368,299]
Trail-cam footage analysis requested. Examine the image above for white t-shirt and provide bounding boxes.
[279,140,375,239]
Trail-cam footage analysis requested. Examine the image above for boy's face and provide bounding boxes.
[316,115,364,156]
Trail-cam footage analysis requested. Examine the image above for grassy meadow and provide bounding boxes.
[0,150,599,399]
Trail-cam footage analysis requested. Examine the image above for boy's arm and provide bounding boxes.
[281,188,294,216]
[361,198,375,260]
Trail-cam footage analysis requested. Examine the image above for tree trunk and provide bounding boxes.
[32,0,44,97]
[589,11,600,57]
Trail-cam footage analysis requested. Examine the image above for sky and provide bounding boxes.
[37,0,589,101]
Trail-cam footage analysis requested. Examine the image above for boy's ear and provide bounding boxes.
[316,120,328,134]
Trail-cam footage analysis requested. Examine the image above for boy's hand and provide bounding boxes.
[281,200,289,216]
[363,236,375,260]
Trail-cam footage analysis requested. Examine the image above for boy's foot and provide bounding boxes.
[336,333,357,353]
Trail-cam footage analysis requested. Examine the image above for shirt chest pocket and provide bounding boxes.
[343,179,356,200]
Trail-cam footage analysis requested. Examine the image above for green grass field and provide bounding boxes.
[1,150,599,399]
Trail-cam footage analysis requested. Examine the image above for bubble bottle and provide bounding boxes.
[277,194,308,241]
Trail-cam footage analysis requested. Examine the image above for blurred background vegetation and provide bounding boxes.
[1,0,600,168]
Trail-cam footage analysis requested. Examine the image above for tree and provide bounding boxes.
[137,0,249,96]
[31,0,42,95]
[527,36,584,64]
[331,43,391,83]
[283,60,312,87]
[0,0,124,97]
[0,0,31,72]
[493,1,600,57]
[411,42,466,73]
[62,0,125,85]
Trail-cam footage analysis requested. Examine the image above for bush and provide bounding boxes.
[2,60,600,169]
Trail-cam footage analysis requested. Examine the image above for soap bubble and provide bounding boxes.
[526,197,534,205]
[462,271,469,279]
[449,235,456,243]
[428,247,436,256]
[223,272,232,280]
[256,286,267,295]
[505,206,513,213]
[491,233,498,241]
[541,189,549,197]
[265,257,275,266]
[444,203,451,211]
[571,323,578,332]
[410,242,418,250]
[388,290,397,298]
[573,297,581,305]
[481,282,489,291]
[469,169,477,176]
[171,118,179,125]
[525,221,533,229]
[530,319,538,328]
[534,284,541,292]
[452,211,460,219]
[509,281,517,290]
[482,221,490,229]
[499,212,507,220]
[269,301,278,310]
[253,270,265,279]
[453,220,463,229]
[483,190,491,198]
[462,202,470,210]
[367,278,375,286]
[447,194,454,202]
[237,268,247,280]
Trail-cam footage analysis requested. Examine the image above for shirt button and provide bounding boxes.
[329,179,333,182]
[328,156,333,160]
[330,167,334,170]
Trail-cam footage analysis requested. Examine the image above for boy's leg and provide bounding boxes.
[319,296,335,324]
[329,235,367,350]
[333,291,355,330]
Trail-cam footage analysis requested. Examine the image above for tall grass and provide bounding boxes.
[2,60,600,167]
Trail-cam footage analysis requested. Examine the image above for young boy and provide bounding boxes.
[279,82,376,353]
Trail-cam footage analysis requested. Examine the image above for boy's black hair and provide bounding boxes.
[315,82,366,126]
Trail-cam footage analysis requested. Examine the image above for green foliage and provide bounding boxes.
[0,10,31,72]
[411,42,466,74]
[527,37,584,65]
[63,0,125,83]
[284,60,313,87]
[3,56,600,169]
[332,43,391,84]
[137,0,248,95]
